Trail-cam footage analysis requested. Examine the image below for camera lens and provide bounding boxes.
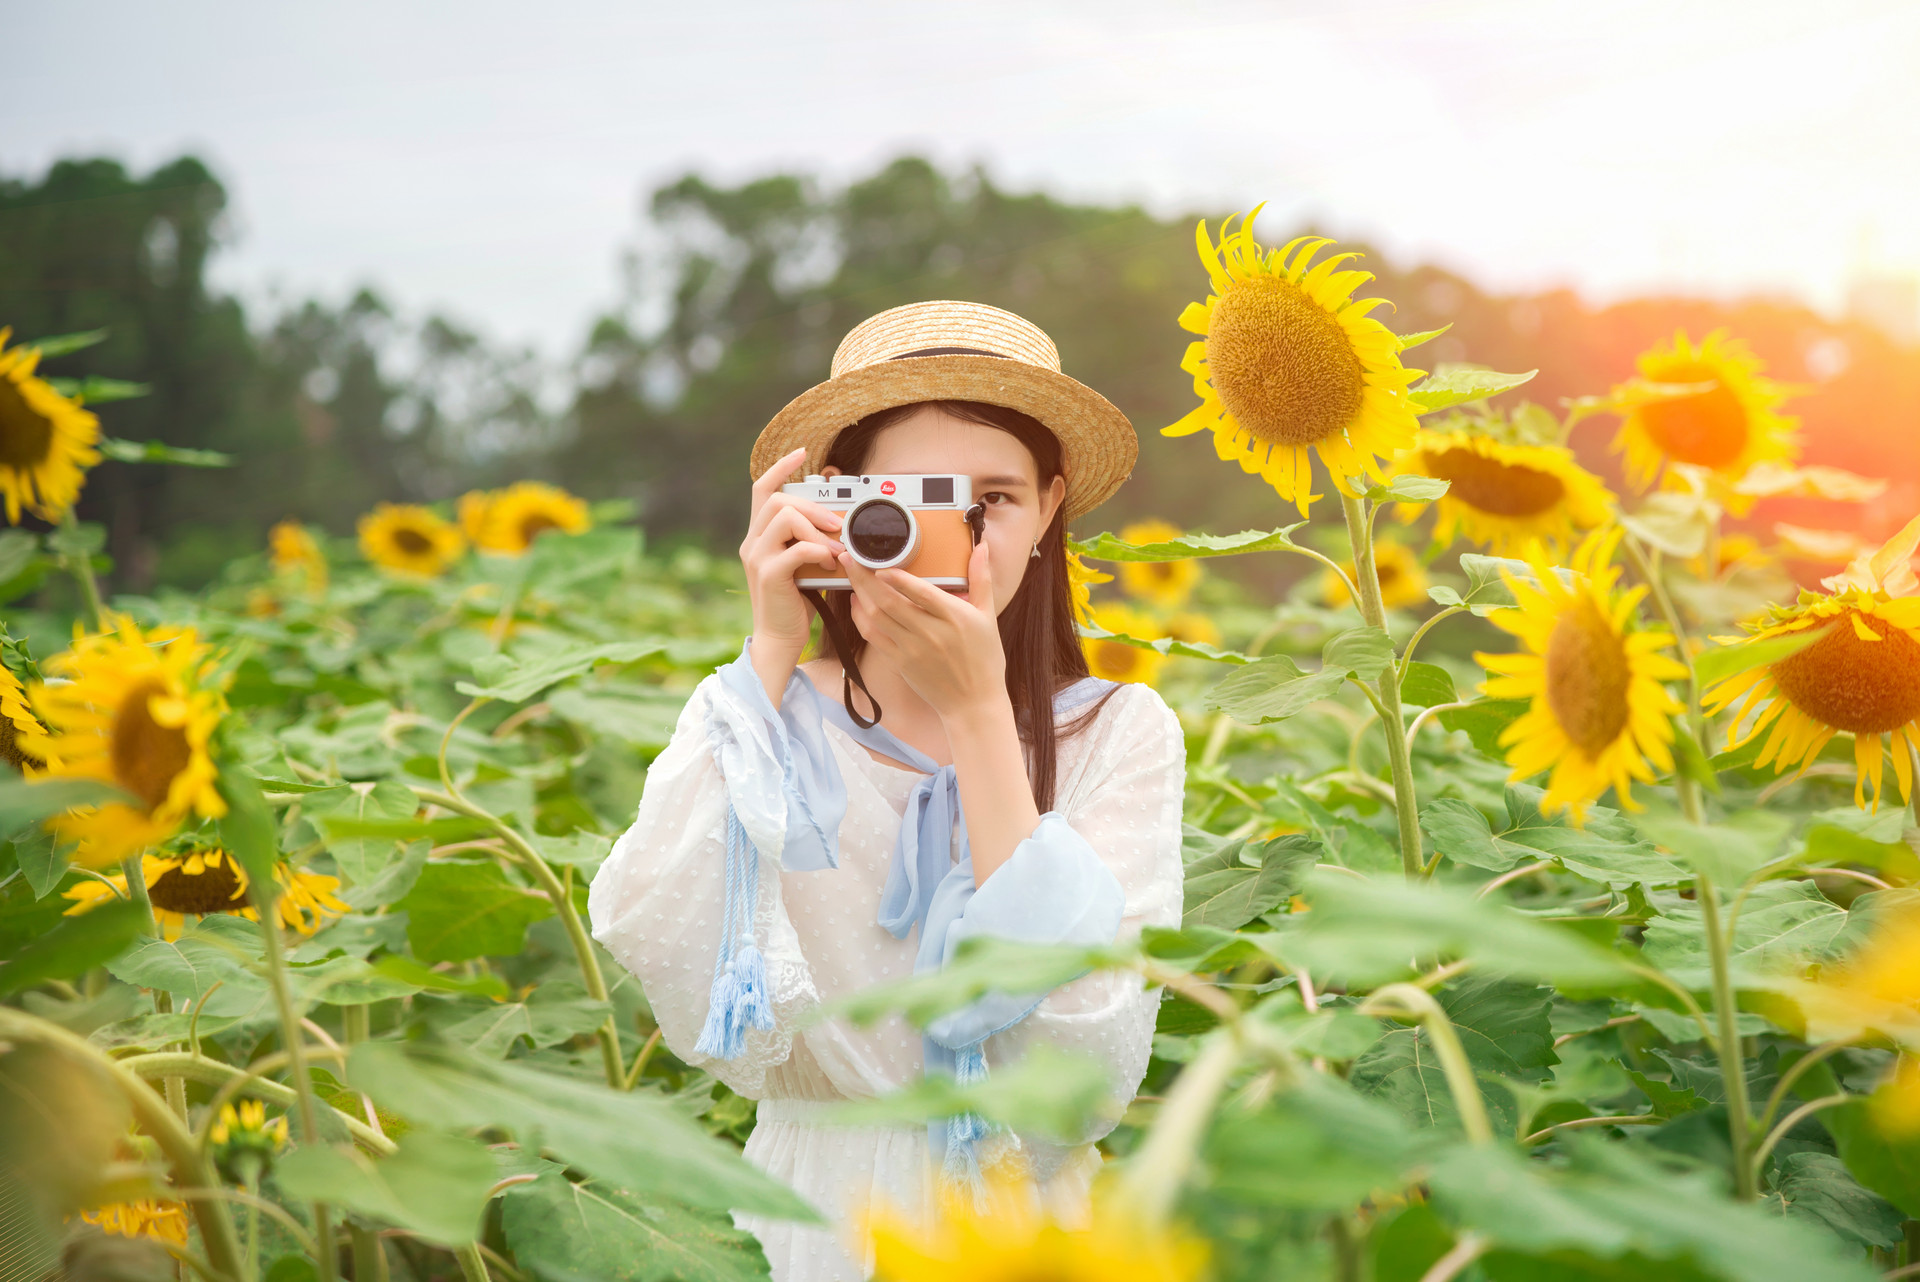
[844,499,915,568]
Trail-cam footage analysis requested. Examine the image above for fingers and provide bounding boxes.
[843,556,933,628]
[750,447,807,517]
[963,536,994,615]
[765,541,840,582]
[757,505,842,557]
[747,451,842,542]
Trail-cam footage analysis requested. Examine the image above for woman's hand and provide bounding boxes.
[841,533,1007,724]
[740,447,843,706]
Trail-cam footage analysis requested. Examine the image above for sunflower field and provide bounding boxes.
[3,209,1920,1282]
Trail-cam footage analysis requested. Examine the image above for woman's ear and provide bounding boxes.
[1039,474,1066,533]
[822,465,843,478]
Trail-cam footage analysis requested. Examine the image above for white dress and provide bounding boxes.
[587,669,1186,1282]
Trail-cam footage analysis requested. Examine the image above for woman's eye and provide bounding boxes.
[982,492,1011,506]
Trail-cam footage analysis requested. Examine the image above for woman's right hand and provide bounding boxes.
[739,447,844,705]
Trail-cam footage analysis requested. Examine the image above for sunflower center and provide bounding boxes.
[1636,361,1749,468]
[1378,562,1401,587]
[519,514,561,544]
[0,715,27,772]
[111,680,192,812]
[1093,641,1140,675]
[1545,598,1632,755]
[1205,275,1365,448]
[1422,448,1567,517]
[1772,613,1920,735]
[148,855,247,915]
[0,376,56,471]
[392,527,435,556]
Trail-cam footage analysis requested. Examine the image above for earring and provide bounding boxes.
[1030,537,1041,559]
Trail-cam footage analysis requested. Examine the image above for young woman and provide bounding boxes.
[588,301,1187,1282]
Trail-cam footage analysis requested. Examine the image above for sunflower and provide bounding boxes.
[209,1098,290,1181]
[1686,532,1766,580]
[1322,541,1429,611]
[358,503,465,577]
[458,489,495,545]
[860,1166,1208,1282]
[1082,604,1167,687]
[1115,520,1201,608]
[1164,611,1223,649]
[1163,209,1424,517]
[1065,548,1111,628]
[79,1199,190,1247]
[1475,528,1688,821]
[1397,427,1614,557]
[1701,515,1920,811]
[469,481,590,555]
[1801,897,1920,1131]
[21,616,227,867]
[0,329,103,524]
[0,659,45,773]
[1611,330,1799,503]
[64,847,350,939]
[269,519,328,593]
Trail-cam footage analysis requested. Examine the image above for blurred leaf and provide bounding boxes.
[216,767,283,908]
[108,916,261,1004]
[1409,365,1538,414]
[96,437,232,466]
[44,521,105,559]
[548,686,691,747]
[814,936,1133,1031]
[1692,629,1823,692]
[501,1170,770,1282]
[1770,1151,1902,1249]
[1816,1075,1920,1219]
[1426,1138,1879,1282]
[318,815,490,845]
[1205,655,1347,726]
[823,1042,1118,1144]
[0,530,42,584]
[1183,834,1318,929]
[457,639,685,702]
[1203,1071,1422,1210]
[1396,325,1451,351]
[1438,698,1529,757]
[0,776,131,836]
[1074,621,1251,664]
[395,862,553,963]
[12,829,66,899]
[0,899,144,994]
[1324,626,1396,681]
[1351,977,1557,1135]
[1643,880,1848,981]
[276,1131,495,1246]
[346,1039,819,1220]
[1619,490,1721,559]
[445,980,610,1057]
[1424,787,1686,886]
[303,781,419,883]
[1070,523,1307,562]
[44,378,150,405]
[535,831,615,874]
[21,329,108,358]
[1367,474,1450,504]
[367,953,508,1000]
[1635,810,1794,887]
[1400,662,1457,708]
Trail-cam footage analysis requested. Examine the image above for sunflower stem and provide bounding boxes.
[1695,875,1757,1199]
[0,1007,247,1282]
[411,787,625,1089]
[1114,1027,1243,1227]
[121,854,159,936]
[255,911,339,1281]
[58,508,108,632]
[1360,984,1493,1145]
[1341,494,1423,878]
[1619,533,1709,822]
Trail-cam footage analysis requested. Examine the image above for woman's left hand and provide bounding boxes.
[841,535,1006,722]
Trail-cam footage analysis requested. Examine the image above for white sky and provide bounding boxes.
[9,0,1919,357]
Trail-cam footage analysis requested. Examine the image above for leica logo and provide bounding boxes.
[880,480,896,495]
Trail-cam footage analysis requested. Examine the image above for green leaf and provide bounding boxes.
[814,935,1132,1031]
[1204,655,1348,726]
[0,899,145,995]
[108,917,261,1005]
[395,862,553,963]
[20,329,108,358]
[823,1042,1119,1144]
[1270,867,1634,988]
[501,1170,771,1282]
[1426,1138,1879,1282]
[367,954,508,1001]
[1420,798,1528,873]
[1395,325,1452,351]
[216,767,283,909]
[1351,976,1558,1135]
[1438,698,1530,757]
[535,831,615,874]
[0,530,42,585]
[1183,834,1319,929]
[1819,1080,1920,1219]
[1069,523,1307,562]
[444,980,610,1057]
[456,639,686,702]
[1366,474,1450,504]
[1324,626,1396,681]
[1770,1151,1903,1249]
[1618,490,1721,559]
[1693,628,1824,692]
[1424,786,1686,886]
[318,815,492,845]
[275,1131,495,1246]
[1635,810,1795,887]
[302,782,423,883]
[96,437,232,467]
[1400,662,1458,708]
[11,829,66,900]
[346,1040,819,1221]
[44,521,105,559]
[1642,880,1848,980]
[1074,621,1251,664]
[1202,1071,1422,1211]
[0,776,132,836]
[43,379,150,405]
[548,686,691,748]
[1620,1065,1708,1118]
[1409,365,1538,414]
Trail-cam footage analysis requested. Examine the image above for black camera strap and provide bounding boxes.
[799,588,882,729]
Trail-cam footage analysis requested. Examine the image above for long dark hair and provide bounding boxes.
[813,399,1114,811]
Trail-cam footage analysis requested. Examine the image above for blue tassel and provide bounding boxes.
[729,934,775,1032]
[941,1042,991,1211]
[693,964,744,1058]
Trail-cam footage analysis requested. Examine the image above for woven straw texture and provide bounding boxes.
[752,301,1137,522]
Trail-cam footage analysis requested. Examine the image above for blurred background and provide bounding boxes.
[5,0,1918,591]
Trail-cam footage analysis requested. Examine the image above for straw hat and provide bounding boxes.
[750,301,1137,522]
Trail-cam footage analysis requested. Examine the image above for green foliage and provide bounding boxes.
[501,1169,772,1282]
[275,1131,496,1246]
[394,862,554,963]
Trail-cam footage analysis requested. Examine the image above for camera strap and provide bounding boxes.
[799,588,883,729]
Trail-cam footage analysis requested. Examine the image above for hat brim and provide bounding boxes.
[749,355,1137,523]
